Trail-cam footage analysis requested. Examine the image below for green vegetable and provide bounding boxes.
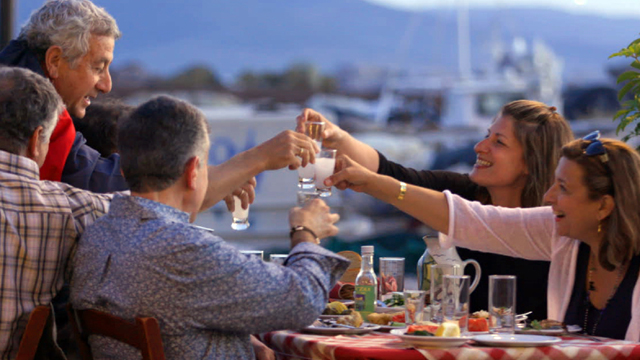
[526,320,542,330]
[407,330,434,336]
[383,293,405,307]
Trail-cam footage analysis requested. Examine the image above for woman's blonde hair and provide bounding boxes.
[478,100,574,207]
[562,138,640,270]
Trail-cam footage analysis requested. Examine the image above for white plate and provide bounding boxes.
[375,306,405,314]
[390,329,469,348]
[472,334,562,347]
[303,323,380,335]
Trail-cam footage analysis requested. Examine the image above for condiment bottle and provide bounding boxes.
[355,245,377,318]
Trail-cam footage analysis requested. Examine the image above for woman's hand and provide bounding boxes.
[296,108,348,150]
[325,154,379,193]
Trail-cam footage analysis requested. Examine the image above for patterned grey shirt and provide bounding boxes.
[70,194,349,359]
[0,150,112,359]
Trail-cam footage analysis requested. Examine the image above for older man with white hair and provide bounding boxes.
[0,0,124,192]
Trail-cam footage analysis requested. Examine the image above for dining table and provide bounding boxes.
[258,330,640,360]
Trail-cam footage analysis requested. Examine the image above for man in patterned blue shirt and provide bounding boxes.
[70,95,349,359]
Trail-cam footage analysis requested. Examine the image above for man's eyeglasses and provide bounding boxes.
[583,130,609,163]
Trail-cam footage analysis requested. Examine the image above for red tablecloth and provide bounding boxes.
[259,330,640,360]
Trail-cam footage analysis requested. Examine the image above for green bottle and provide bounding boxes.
[354,245,377,319]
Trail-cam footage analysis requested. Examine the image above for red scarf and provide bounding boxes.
[40,109,76,181]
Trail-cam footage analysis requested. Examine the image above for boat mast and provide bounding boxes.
[457,0,472,81]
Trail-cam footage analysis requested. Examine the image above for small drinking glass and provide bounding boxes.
[403,290,427,325]
[429,264,461,323]
[231,196,250,230]
[379,257,405,301]
[442,275,470,334]
[315,149,337,197]
[297,163,315,190]
[489,275,516,334]
[306,121,325,150]
[269,254,288,265]
[297,121,325,189]
[296,190,320,206]
[240,250,263,260]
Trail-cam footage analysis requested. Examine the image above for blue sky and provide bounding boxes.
[10,0,637,83]
[363,0,640,18]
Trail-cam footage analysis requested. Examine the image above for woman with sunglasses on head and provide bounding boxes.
[327,131,640,340]
[297,101,574,319]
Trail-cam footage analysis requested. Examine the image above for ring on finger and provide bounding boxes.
[300,148,305,156]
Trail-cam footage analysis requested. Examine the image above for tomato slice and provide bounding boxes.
[468,318,489,332]
[407,323,439,335]
[391,313,405,323]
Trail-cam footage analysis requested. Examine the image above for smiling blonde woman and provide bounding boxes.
[297,100,574,319]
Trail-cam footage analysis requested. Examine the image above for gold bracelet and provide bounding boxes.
[397,181,407,201]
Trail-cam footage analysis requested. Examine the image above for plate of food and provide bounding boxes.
[515,319,577,336]
[304,322,381,335]
[319,301,351,319]
[366,310,405,328]
[319,314,349,320]
[363,322,406,332]
[329,299,355,306]
[390,323,470,348]
[472,334,562,347]
[375,293,405,313]
[306,311,380,335]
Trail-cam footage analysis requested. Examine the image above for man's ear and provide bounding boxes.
[184,156,200,190]
[44,46,64,79]
[26,126,44,161]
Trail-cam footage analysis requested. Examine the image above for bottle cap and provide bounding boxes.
[361,245,374,255]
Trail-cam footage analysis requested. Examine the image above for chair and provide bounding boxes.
[15,305,51,360]
[67,304,165,360]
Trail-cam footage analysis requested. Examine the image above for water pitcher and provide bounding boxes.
[417,233,481,298]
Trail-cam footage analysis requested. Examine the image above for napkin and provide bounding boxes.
[330,281,355,300]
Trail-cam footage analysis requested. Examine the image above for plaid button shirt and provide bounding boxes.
[0,150,112,359]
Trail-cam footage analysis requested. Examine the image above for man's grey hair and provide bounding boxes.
[18,0,121,68]
[0,66,63,154]
[118,95,210,193]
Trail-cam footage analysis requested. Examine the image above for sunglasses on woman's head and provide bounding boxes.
[582,130,609,163]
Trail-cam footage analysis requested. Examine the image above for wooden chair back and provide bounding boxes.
[15,305,51,360]
[67,304,165,360]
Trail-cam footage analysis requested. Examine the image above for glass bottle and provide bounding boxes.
[355,245,377,318]
[417,236,437,302]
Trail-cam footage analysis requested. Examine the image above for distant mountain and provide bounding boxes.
[15,0,639,84]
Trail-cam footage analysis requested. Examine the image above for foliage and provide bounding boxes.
[167,65,223,90]
[236,62,336,92]
[609,35,640,144]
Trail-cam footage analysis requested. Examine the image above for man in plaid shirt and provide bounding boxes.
[0,66,113,359]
